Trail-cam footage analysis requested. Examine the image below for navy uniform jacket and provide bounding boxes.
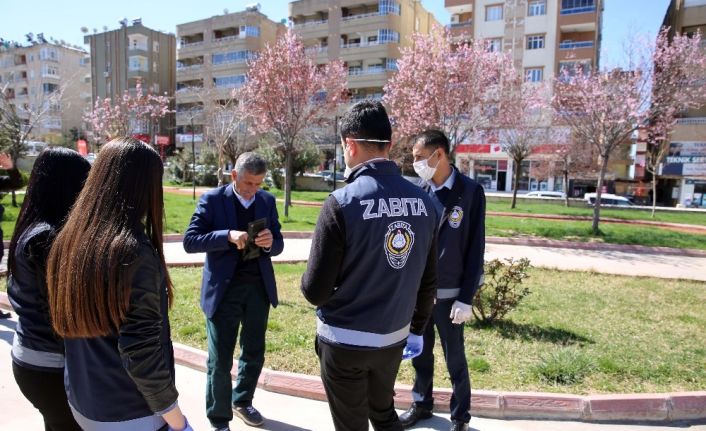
[8,223,64,370]
[426,166,485,304]
[183,185,284,318]
[64,233,178,430]
[301,160,438,349]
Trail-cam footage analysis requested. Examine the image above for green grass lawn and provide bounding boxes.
[487,215,706,250]
[486,198,706,226]
[1,193,23,241]
[168,264,706,394]
[269,188,330,203]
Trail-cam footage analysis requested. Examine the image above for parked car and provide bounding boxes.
[583,193,633,207]
[525,191,567,199]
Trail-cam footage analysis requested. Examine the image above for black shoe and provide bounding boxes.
[0,310,10,319]
[399,404,433,428]
[449,420,469,431]
[233,405,264,427]
[211,426,230,431]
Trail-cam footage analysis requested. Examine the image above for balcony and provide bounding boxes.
[213,35,243,44]
[447,20,473,29]
[560,5,596,15]
[293,19,328,28]
[559,40,594,49]
[305,46,328,55]
[676,117,706,125]
[177,64,203,72]
[348,66,391,76]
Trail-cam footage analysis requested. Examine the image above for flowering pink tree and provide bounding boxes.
[553,28,706,233]
[495,71,552,209]
[240,30,347,216]
[644,29,706,216]
[532,135,598,208]
[85,79,170,148]
[384,26,515,153]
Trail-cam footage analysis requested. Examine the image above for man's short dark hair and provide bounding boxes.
[339,100,392,152]
[415,129,450,155]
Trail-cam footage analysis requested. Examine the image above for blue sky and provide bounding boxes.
[1,0,670,67]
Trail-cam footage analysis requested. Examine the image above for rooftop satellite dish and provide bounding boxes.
[224,8,229,14]
[25,33,34,43]
[103,25,108,31]
[80,27,89,34]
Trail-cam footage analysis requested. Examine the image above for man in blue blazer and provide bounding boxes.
[183,152,283,431]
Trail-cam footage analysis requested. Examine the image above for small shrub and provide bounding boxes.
[469,357,491,373]
[533,348,594,385]
[472,258,531,324]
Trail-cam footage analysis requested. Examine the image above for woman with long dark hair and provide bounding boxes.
[8,147,90,430]
[46,137,192,431]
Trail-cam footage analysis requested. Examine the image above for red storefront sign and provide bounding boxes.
[132,134,151,144]
[156,135,170,146]
[77,139,88,156]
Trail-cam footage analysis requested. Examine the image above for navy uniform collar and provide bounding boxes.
[345,159,400,184]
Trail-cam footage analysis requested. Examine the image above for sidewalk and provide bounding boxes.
[1,317,704,430]
[164,238,706,282]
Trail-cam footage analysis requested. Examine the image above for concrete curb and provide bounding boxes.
[1,292,704,423]
[169,342,706,423]
[163,233,706,257]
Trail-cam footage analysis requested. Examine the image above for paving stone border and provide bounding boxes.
[162,232,706,258]
[1,292,704,423]
[169,342,706,423]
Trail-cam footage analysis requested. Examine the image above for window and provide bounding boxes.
[39,48,58,61]
[153,41,159,52]
[525,67,543,82]
[212,50,257,65]
[485,5,503,21]
[42,83,59,94]
[486,38,502,52]
[243,26,260,37]
[128,56,148,72]
[528,0,546,16]
[378,29,400,43]
[42,64,59,76]
[379,0,401,15]
[526,34,545,50]
[385,58,398,71]
[213,75,246,88]
[561,0,595,14]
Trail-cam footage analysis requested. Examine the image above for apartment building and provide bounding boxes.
[447,0,604,195]
[654,0,706,207]
[175,6,284,150]
[84,19,176,147]
[0,38,91,145]
[289,0,438,102]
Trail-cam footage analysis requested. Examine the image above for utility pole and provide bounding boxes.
[332,115,338,192]
[190,115,196,201]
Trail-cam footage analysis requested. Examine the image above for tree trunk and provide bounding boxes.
[651,174,658,218]
[511,159,520,209]
[591,156,610,235]
[563,171,570,208]
[284,146,293,218]
[217,145,225,187]
[11,190,17,207]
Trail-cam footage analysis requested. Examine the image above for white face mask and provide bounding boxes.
[413,151,440,182]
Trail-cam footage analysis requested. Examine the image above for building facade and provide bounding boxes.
[289,0,438,102]
[84,19,176,148]
[657,0,706,207]
[446,0,606,195]
[0,39,91,145]
[175,7,284,151]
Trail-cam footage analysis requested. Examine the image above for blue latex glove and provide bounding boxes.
[402,333,424,360]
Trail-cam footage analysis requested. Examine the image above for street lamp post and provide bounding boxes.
[332,115,338,192]
[190,116,196,201]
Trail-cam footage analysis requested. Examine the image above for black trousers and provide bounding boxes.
[12,361,82,431]
[317,338,404,431]
[411,299,471,423]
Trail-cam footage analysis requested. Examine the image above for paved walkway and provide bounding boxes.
[1,317,704,430]
[164,239,706,282]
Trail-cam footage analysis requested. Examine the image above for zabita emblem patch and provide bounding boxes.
[384,221,415,269]
[448,206,463,229]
